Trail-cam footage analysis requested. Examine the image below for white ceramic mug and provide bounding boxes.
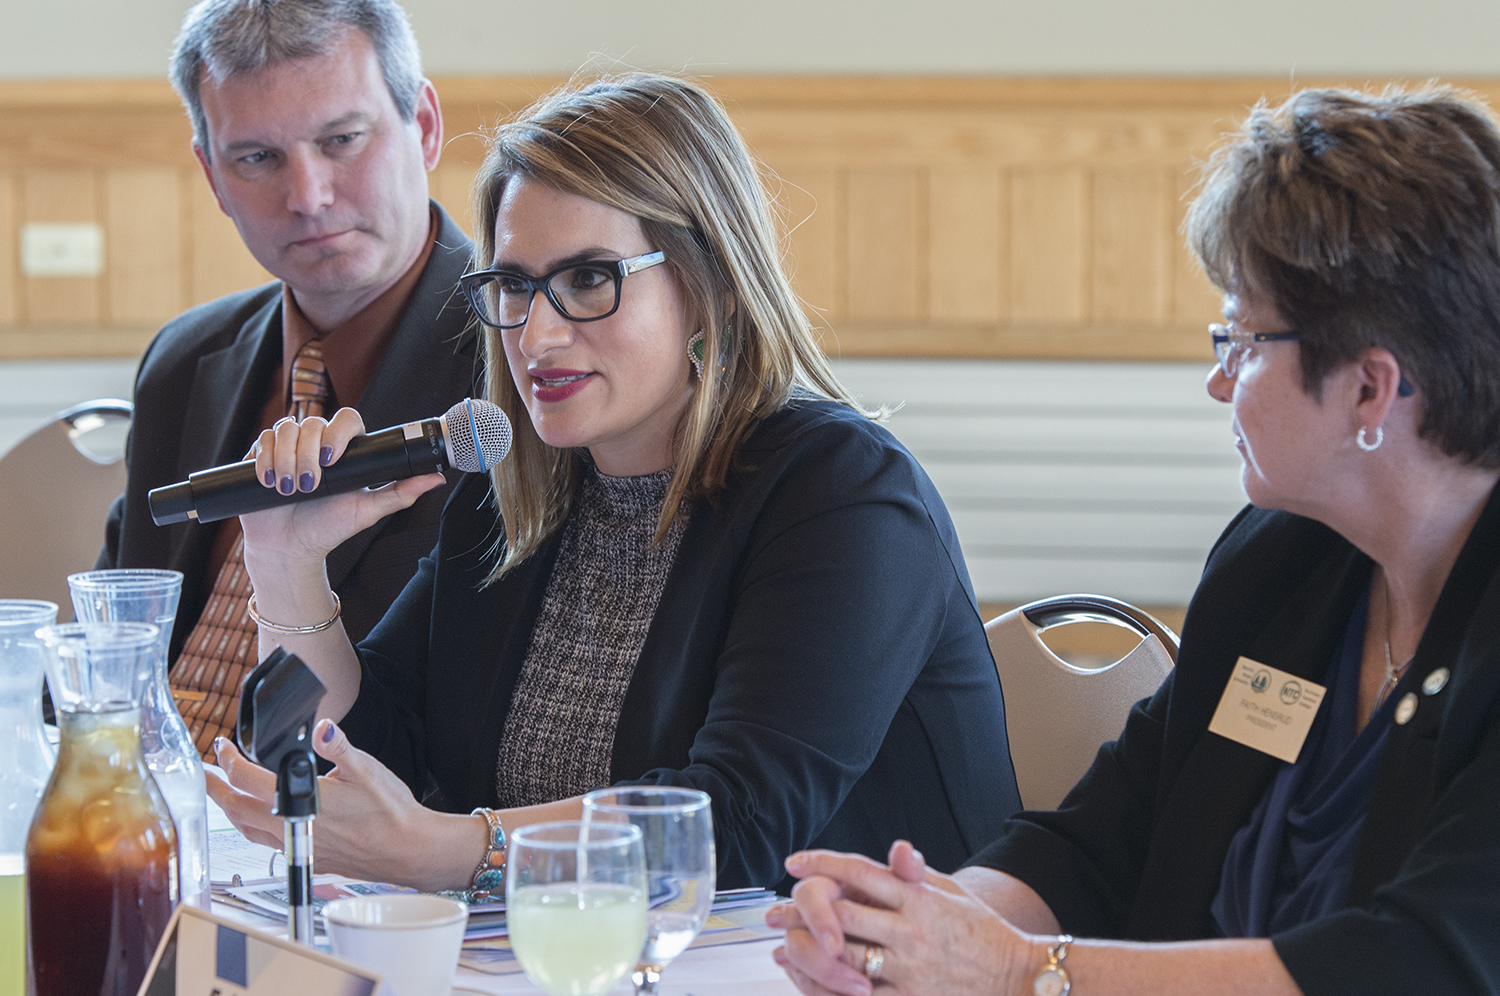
[323,894,469,996]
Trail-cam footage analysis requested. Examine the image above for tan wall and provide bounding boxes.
[12,0,1500,80]
[4,75,1493,361]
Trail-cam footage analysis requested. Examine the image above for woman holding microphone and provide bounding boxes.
[208,72,1020,894]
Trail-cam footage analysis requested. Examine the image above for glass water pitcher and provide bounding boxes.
[27,622,178,996]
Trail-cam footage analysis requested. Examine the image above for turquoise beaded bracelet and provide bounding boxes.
[467,807,507,900]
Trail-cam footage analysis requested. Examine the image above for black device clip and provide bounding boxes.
[235,647,327,944]
[236,646,327,817]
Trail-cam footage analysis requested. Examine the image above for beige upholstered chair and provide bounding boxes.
[0,400,131,618]
[986,594,1179,810]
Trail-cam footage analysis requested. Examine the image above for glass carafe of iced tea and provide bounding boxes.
[27,622,178,996]
[68,569,211,910]
[0,601,58,996]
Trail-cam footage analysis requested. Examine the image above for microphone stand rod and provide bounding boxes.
[285,815,315,943]
[278,750,320,945]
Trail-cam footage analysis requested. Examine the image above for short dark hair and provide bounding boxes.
[170,0,423,156]
[1186,85,1500,467]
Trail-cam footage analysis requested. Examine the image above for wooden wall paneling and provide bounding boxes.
[1010,168,1088,322]
[187,172,273,306]
[709,75,1500,116]
[428,162,478,238]
[736,105,1213,171]
[21,169,101,324]
[1091,169,1171,322]
[10,74,1489,361]
[1171,168,1223,332]
[843,168,924,324]
[105,168,184,326]
[429,121,490,240]
[928,168,1004,323]
[771,165,840,325]
[0,171,15,325]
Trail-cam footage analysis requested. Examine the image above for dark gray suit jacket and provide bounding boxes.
[99,203,479,661]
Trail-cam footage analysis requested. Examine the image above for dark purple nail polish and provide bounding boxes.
[264,469,275,487]
[321,722,337,744]
[299,472,315,493]
[279,476,294,495]
[319,445,334,466]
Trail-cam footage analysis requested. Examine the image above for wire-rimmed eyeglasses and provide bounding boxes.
[459,251,667,330]
[1209,322,1302,379]
[1210,321,1416,396]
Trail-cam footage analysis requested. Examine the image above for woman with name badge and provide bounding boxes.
[771,86,1500,996]
[207,72,1020,895]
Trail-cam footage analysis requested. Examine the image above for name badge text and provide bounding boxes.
[1207,656,1326,763]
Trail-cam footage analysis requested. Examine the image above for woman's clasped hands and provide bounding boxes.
[769,841,1043,996]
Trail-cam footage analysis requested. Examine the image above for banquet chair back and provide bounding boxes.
[0,400,132,619]
[987,594,1178,810]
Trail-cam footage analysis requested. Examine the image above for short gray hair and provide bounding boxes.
[171,0,424,155]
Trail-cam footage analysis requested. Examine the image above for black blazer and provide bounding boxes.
[341,399,1023,891]
[971,486,1500,995]
[99,203,479,659]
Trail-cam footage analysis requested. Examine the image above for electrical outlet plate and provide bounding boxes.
[20,222,105,277]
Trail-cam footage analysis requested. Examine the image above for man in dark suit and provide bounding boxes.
[98,0,476,756]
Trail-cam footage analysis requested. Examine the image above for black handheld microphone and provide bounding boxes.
[147,398,512,526]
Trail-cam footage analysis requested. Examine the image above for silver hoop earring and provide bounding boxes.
[1356,425,1384,452]
[687,329,705,379]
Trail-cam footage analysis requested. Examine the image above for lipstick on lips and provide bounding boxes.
[530,368,593,403]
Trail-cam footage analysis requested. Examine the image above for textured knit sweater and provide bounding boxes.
[494,466,688,807]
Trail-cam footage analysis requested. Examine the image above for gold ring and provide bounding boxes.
[863,943,884,982]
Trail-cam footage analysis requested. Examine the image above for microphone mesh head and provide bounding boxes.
[443,399,513,473]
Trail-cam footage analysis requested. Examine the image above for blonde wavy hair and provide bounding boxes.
[472,72,868,580]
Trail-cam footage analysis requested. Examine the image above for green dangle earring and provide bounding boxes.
[688,323,731,381]
[688,329,706,379]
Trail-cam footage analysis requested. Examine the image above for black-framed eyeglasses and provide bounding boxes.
[459,251,667,330]
[1209,322,1302,379]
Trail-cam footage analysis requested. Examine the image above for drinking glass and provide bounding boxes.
[0,600,58,996]
[506,821,647,996]
[68,569,211,909]
[582,788,715,995]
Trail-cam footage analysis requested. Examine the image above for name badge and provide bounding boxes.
[1207,656,1326,763]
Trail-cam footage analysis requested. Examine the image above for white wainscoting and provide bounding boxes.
[0,356,1247,607]
[0,358,137,457]
[829,358,1248,606]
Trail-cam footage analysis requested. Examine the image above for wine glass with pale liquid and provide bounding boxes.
[506,821,647,996]
[582,788,715,995]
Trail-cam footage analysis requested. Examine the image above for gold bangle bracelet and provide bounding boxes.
[246,592,341,634]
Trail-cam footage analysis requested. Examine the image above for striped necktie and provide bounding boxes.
[289,339,332,422]
[170,340,331,759]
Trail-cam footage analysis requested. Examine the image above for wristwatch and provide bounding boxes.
[1033,934,1072,996]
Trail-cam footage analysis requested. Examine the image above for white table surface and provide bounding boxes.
[206,792,798,995]
[210,898,796,996]
[452,937,798,995]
